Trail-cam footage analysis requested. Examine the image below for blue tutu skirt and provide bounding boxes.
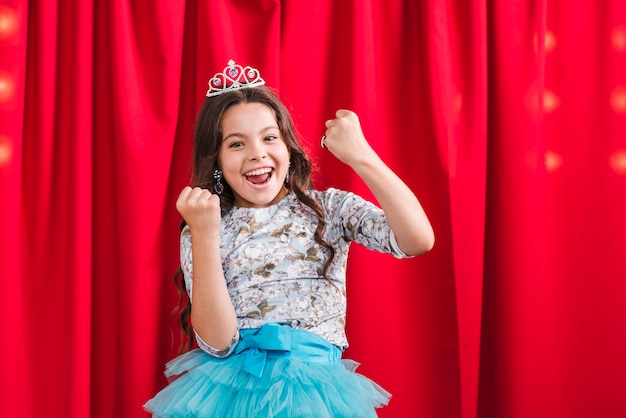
[144,323,390,417]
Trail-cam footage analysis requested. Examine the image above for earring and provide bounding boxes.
[213,169,224,194]
[285,161,291,184]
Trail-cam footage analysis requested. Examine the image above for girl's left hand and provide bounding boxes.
[323,110,376,167]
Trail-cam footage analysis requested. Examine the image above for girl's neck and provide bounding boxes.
[233,186,290,209]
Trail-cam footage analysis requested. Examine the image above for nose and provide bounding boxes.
[248,140,267,161]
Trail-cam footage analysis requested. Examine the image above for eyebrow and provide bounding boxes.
[223,125,279,141]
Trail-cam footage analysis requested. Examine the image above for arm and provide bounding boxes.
[323,110,435,256]
[176,186,238,350]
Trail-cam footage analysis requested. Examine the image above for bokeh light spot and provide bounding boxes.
[0,71,16,103]
[545,31,557,52]
[610,86,626,114]
[611,26,626,52]
[0,6,18,40]
[0,135,13,167]
[545,150,563,172]
[533,30,557,53]
[609,150,626,175]
[543,90,560,113]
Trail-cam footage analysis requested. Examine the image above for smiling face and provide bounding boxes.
[218,102,290,208]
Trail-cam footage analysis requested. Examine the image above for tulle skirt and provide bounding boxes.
[144,323,390,417]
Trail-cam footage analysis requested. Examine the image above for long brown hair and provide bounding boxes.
[173,86,335,352]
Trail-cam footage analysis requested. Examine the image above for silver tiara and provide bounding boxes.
[206,59,266,97]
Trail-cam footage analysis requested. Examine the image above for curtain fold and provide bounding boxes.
[1,1,624,417]
[480,1,549,416]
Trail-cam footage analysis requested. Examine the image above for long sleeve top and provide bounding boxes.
[180,188,412,356]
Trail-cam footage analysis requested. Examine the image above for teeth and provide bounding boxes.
[245,167,272,176]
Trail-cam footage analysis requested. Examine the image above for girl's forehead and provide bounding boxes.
[221,103,278,130]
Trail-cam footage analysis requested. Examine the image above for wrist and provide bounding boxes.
[349,150,383,174]
[188,226,220,243]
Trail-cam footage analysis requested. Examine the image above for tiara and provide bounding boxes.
[206,59,265,97]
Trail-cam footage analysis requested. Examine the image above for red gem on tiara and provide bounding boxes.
[206,59,266,97]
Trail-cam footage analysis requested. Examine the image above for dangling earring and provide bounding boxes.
[213,168,224,194]
[285,161,291,185]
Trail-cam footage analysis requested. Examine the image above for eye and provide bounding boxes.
[264,135,278,142]
[228,140,243,148]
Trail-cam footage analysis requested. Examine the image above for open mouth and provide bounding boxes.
[244,167,273,185]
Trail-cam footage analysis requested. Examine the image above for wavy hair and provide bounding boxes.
[173,86,335,352]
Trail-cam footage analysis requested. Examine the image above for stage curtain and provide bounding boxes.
[0,1,624,417]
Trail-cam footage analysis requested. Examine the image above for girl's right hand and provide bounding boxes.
[176,186,221,237]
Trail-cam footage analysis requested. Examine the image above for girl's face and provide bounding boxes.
[218,102,290,208]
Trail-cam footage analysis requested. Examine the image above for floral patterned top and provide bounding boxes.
[181,188,411,357]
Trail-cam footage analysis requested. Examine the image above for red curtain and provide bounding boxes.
[1,1,625,417]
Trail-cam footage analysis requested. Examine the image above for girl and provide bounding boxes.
[144,60,434,417]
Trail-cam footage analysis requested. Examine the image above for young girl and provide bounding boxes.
[144,60,434,417]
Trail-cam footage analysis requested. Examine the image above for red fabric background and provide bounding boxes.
[0,1,625,417]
